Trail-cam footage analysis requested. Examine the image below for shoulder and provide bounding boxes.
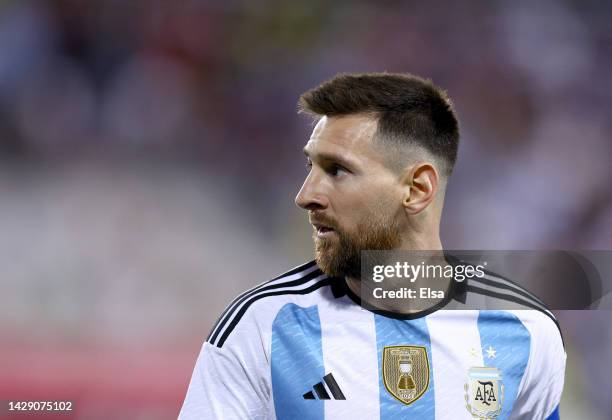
[461,268,563,343]
[458,269,566,386]
[206,260,331,348]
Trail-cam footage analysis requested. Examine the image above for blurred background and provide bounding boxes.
[0,0,611,418]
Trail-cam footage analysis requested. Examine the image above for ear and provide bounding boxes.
[401,162,439,215]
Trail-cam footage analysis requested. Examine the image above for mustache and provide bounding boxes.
[309,212,338,230]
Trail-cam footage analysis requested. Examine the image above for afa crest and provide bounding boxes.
[464,367,504,419]
[382,346,430,405]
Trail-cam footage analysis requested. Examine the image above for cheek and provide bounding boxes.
[332,181,399,228]
[353,189,398,219]
[340,185,382,213]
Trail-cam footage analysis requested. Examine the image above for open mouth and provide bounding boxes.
[313,223,336,237]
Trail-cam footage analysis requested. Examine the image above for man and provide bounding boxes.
[179,73,565,419]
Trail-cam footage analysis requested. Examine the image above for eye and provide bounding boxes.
[328,164,347,177]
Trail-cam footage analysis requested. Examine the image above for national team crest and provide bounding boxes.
[382,345,430,405]
[464,367,504,419]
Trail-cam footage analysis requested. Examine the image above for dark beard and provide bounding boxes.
[314,216,401,279]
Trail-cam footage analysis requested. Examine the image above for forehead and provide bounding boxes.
[304,114,379,158]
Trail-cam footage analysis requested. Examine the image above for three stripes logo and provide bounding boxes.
[303,373,346,400]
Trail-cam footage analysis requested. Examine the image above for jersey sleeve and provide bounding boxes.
[510,312,567,420]
[178,307,272,419]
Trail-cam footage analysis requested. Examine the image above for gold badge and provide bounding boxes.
[464,367,504,419]
[382,345,430,405]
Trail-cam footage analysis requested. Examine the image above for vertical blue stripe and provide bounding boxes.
[374,315,435,420]
[545,405,560,420]
[477,311,531,420]
[271,303,324,420]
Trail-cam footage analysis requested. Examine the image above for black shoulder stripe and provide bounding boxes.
[466,281,552,316]
[207,266,322,344]
[470,277,547,310]
[208,268,322,344]
[466,285,564,346]
[215,277,332,348]
[482,269,547,307]
[206,261,318,343]
[271,260,317,280]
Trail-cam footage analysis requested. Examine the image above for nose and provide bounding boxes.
[295,171,328,211]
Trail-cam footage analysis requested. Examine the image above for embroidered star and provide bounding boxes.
[469,347,478,358]
[485,346,497,359]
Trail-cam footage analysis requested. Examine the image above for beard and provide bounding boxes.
[313,213,401,279]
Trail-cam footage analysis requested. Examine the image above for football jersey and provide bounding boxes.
[179,260,565,420]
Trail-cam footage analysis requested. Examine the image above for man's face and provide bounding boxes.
[295,114,404,279]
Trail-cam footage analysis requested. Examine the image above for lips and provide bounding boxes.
[310,217,337,237]
[313,223,334,233]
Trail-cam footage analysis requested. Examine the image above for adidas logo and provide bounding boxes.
[303,373,346,400]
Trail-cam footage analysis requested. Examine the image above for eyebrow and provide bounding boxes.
[303,148,355,168]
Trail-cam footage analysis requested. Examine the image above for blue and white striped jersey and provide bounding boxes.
[179,261,565,420]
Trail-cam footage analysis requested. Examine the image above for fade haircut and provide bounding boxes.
[298,72,459,176]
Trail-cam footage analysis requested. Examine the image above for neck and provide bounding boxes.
[345,234,451,315]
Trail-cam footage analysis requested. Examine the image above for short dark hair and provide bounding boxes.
[298,72,459,175]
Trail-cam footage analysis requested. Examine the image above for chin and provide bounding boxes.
[314,248,335,275]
